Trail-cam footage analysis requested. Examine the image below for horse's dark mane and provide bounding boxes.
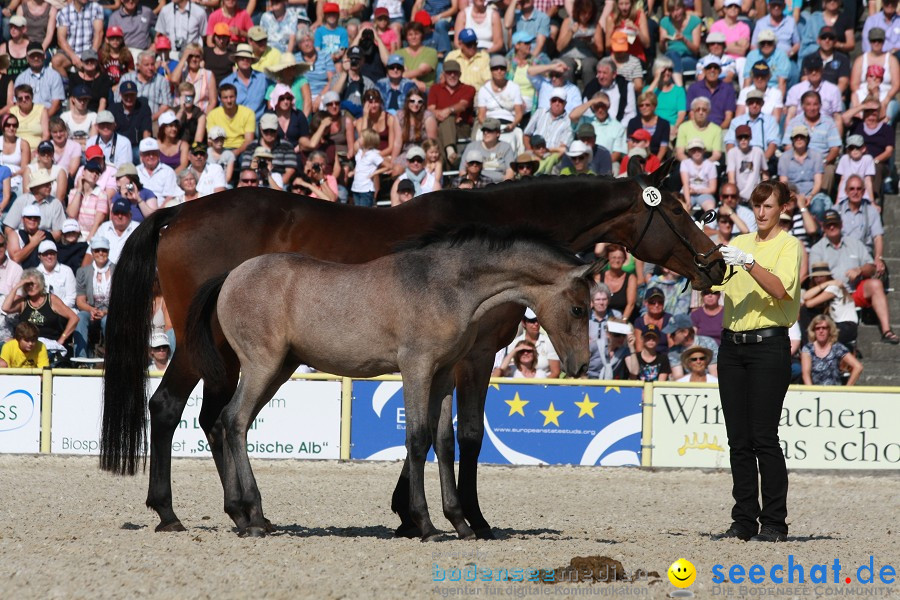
[394,223,579,264]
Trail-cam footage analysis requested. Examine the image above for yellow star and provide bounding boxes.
[505,392,529,417]
[604,386,621,394]
[574,393,599,418]
[539,402,564,427]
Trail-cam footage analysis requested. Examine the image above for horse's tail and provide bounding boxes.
[100,204,187,476]
[184,273,230,390]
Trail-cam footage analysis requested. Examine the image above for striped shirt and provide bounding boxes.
[56,2,104,55]
[115,72,173,115]
[523,108,573,150]
[240,141,300,174]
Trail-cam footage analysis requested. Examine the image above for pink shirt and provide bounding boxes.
[54,140,83,173]
[69,187,110,232]
[378,28,399,50]
[206,9,254,43]
[710,19,751,58]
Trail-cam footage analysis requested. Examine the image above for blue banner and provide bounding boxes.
[350,380,643,465]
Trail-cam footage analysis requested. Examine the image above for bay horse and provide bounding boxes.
[100,162,726,537]
[185,226,601,539]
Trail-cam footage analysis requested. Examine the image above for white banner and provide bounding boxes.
[0,375,43,453]
[51,376,342,459]
[651,385,900,469]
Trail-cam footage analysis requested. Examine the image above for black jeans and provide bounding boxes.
[718,334,792,535]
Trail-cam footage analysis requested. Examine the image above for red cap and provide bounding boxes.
[323,2,340,13]
[155,34,172,50]
[414,10,432,27]
[867,64,886,79]
[85,145,104,161]
[735,124,752,137]
[630,129,651,142]
[106,25,124,38]
[374,6,389,17]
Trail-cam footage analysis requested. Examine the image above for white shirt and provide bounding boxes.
[736,86,784,116]
[197,163,227,197]
[137,162,182,199]
[475,80,525,122]
[598,81,637,125]
[94,220,140,264]
[87,133,133,168]
[37,262,77,308]
[350,149,384,193]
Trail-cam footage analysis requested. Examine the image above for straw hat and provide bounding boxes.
[231,44,255,60]
[28,169,55,189]
[264,53,311,78]
[680,346,713,371]
[809,262,832,278]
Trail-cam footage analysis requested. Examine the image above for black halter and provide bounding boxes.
[631,174,733,286]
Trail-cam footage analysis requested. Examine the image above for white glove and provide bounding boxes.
[694,220,705,230]
[720,245,753,267]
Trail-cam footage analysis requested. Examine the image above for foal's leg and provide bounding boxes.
[431,374,475,540]
[390,459,418,538]
[146,350,201,532]
[401,365,441,541]
[454,348,498,539]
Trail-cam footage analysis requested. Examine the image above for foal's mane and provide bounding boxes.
[394,224,580,264]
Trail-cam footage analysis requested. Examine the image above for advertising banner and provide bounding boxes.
[350,379,643,465]
[651,385,900,469]
[0,374,42,453]
[50,376,342,459]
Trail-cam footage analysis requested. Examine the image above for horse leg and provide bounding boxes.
[431,374,475,540]
[401,367,441,542]
[390,459,420,538]
[454,349,497,540]
[146,350,200,532]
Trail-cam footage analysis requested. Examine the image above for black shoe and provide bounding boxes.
[712,526,754,541]
[750,527,787,542]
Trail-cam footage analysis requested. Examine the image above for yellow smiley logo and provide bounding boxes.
[667,558,697,588]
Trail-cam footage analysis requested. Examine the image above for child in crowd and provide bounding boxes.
[726,124,768,202]
[206,126,236,185]
[422,138,444,184]
[610,31,644,90]
[679,138,717,212]
[836,135,876,202]
[373,7,401,51]
[315,3,350,59]
[0,322,49,368]
[625,324,670,382]
[349,128,389,207]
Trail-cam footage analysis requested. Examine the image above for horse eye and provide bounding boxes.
[571,306,585,318]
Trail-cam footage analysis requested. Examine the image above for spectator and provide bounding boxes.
[510,150,539,179]
[94,198,138,264]
[397,21,438,89]
[686,55,736,129]
[426,59,475,166]
[247,26,281,74]
[836,140,876,203]
[583,58,636,125]
[107,0,155,55]
[24,140,68,203]
[15,44,64,116]
[73,236,113,358]
[554,0,603,89]
[503,0,550,58]
[66,158,108,240]
[56,220,88,276]
[836,174,883,258]
[109,78,152,154]
[495,339,547,378]
[785,55,843,127]
[155,0,208,54]
[390,145,438,204]
[717,181,755,234]
[240,113,299,185]
[801,314,863,385]
[523,88,572,155]
[135,138,178,207]
[659,0,701,87]
[802,2,854,60]
[737,61,784,121]
[112,162,158,223]
[588,282,620,351]
[846,101,894,199]
[348,128,387,206]
[265,53,313,116]
[354,88,399,167]
[850,39,900,123]
[634,285,673,352]
[171,168,199,205]
[778,124,831,220]
[461,118,514,182]
[532,64,582,113]
[455,0,503,53]
[862,0,900,54]
[604,0,650,63]
[4,169,65,241]
[9,84,48,152]
[709,210,735,245]
[609,31,643,91]
[587,318,635,380]
[205,0,253,47]
[562,123,613,176]
[34,239,76,308]
[51,0,103,78]
[333,46,375,118]
[295,27,336,110]
[87,110,134,168]
[68,49,110,113]
[595,244,637,322]
[676,345,717,382]
[259,0,301,53]
[743,30,791,98]
[627,94,669,162]
[751,0,799,60]
[315,3,350,58]
[116,51,173,121]
[709,0,750,62]
[99,26,135,87]
[569,91,627,165]
[624,324,670,381]
[168,83,204,145]
[494,308,561,378]
[61,84,97,147]
[395,89,438,173]
[558,140,596,175]
[170,44,216,115]
[726,88,779,169]
[49,118,83,179]
[0,321,48,368]
[290,150,338,201]
[811,26,851,95]
[185,142,226,197]
[691,289,723,345]
[353,23,389,83]
[6,203,47,268]
[221,44,271,119]
[680,138,717,211]
[443,28,490,90]
[801,262,859,348]
[1,16,36,83]
[306,91,349,173]
[376,54,418,116]
[810,210,896,344]
[203,23,235,87]
[665,314,719,378]
[782,91,841,193]
[371,7,400,52]
[725,125,767,205]
[77,144,118,204]
[206,84,256,157]
[675,97,723,162]
[206,126,237,183]
[156,35,179,79]
[245,147,283,190]
[155,111,188,172]
[452,148,492,188]
[148,332,171,371]
[643,56,686,132]
[0,113,29,196]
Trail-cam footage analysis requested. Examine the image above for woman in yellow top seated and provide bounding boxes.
[712,179,801,544]
[0,321,49,368]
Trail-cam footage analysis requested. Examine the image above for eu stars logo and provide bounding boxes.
[505,392,529,416]
[574,393,598,418]
[539,402,564,426]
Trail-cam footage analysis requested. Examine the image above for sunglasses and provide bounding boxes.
[408,156,424,164]
[846,186,863,191]
[814,325,830,330]
[241,178,258,183]
[191,150,206,156]
[388,65,404,70]
[721,193,739,198]
[736,135,751,141]
[325,101,340,106]
[518,349,534,354]
[4,122,18,128]
[688,356,707,362]
[408,98,424,105]
[491,66,507,71]
[647,298,664,305]
[23,215,40,220]
[572,154,588,160]
[760,40,775,45]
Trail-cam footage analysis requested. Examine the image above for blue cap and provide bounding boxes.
[511,30,535,45]
[387,53,404,67]
[119,80,138,95]
[72,84,91,98]
[111,198,131,214]
[662,313,694,335]
[458,28,477,44]
[37,140,54,153]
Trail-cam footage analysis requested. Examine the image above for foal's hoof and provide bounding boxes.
[155,520,187,533]
[394,523,422,539]
[456,524,477,540]
[473,527,495,540]
[421,529,442,542]
[239,526,267,538]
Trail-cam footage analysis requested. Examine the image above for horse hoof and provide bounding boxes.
[474,527,495,540]
[239,526,267,538]
[394,523,422,539]
[155,520,187,533]
[421,529,442,542]
[456,524,477,540]
[264,519,276,533]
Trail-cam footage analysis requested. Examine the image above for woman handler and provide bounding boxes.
[714,180,801,543]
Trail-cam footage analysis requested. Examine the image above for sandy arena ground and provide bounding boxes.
[0,455,897,599]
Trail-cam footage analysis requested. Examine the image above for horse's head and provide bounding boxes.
[622,160,726,289]
[531,258,608,378]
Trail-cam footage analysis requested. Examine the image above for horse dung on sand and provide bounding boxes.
[185,226,604,539]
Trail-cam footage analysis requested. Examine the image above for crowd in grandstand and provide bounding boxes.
[0,0,894,381]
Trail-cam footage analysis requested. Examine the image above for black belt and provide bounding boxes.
[722,327,788,344]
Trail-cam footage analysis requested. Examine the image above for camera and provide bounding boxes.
[184,95,194,105]
[349,57,360,67]
[126,183,135,192]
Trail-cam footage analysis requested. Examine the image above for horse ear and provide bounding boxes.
[649,157,676,186]
[626,155,645,178]
[574,257,609,282]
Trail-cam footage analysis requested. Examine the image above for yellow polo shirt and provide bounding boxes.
[444,49,490,91]
[206,105,256,150]
[714,230,802,331]
[252,46,283,73]
[0,339,49,368]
